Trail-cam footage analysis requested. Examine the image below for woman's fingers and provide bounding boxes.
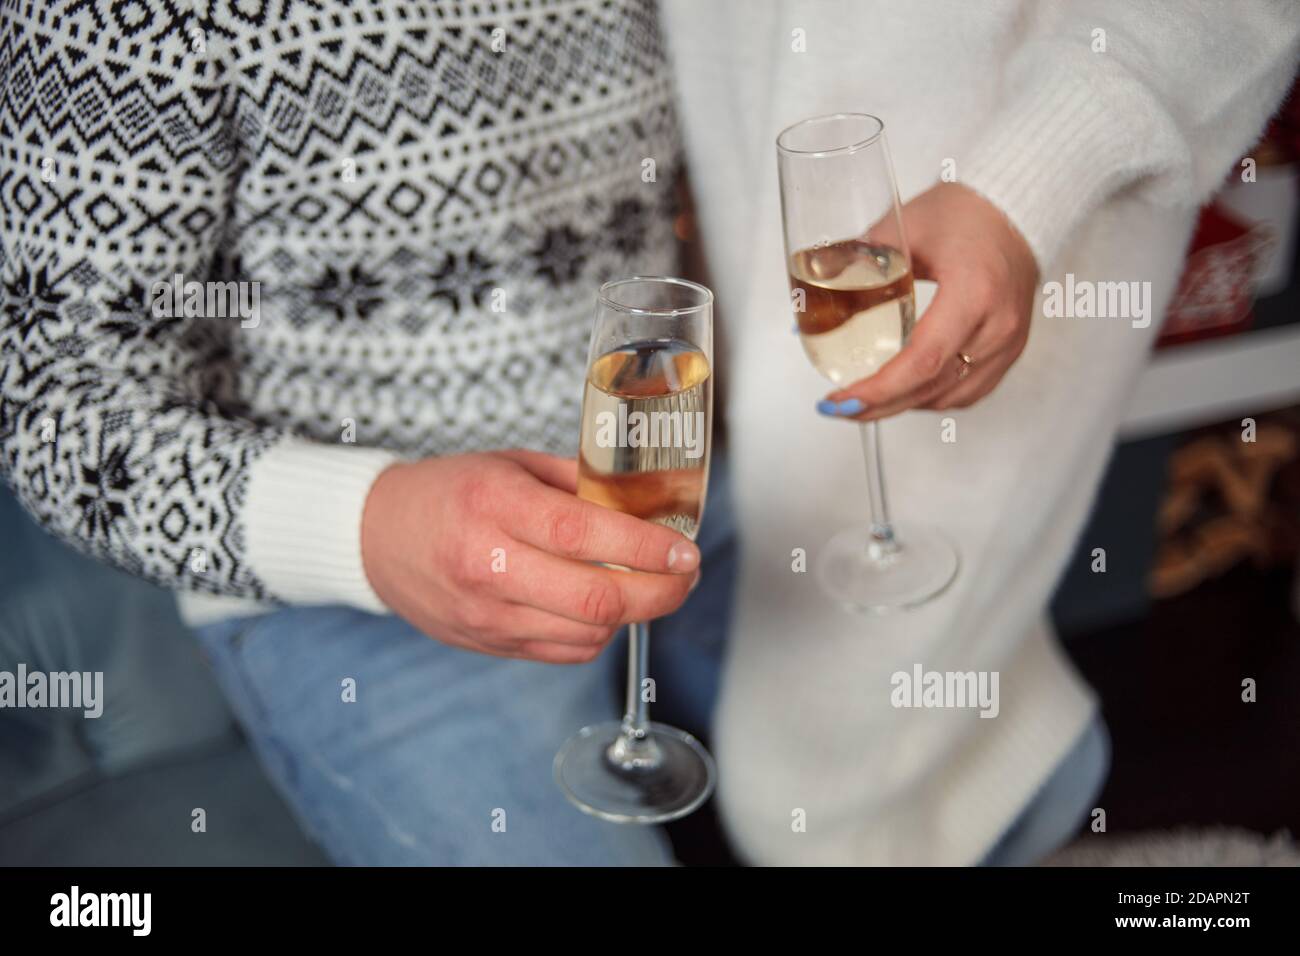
[813,183,1039,422]
[918,304,1030,410]
[819,279,983,416]
[919,346,1019,410]
[843,366,963,423]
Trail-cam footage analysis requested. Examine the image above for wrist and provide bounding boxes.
[360,458,412,610]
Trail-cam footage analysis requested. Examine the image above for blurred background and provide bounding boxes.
[2,89,1298,869]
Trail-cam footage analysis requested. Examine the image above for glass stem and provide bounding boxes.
[608,621,662,771]
[859,420,900,558]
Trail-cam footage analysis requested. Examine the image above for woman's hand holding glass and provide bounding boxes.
[818,181,1040,422]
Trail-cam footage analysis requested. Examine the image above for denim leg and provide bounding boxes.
[979,714,1111,866]
[194,606,676,866]
[193,456,737,865]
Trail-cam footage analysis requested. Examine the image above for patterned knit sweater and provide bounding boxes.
[0,0,681,616]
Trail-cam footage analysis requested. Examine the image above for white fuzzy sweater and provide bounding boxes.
[659,0,1299,865]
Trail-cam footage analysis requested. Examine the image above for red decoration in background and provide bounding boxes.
[1158,76,1298,348]
[1157,203,1272,348]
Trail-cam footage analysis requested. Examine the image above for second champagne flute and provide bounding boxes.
[553,275,716,824]
[776,112,959,611]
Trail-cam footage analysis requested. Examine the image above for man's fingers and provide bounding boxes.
[438,602,613,661]
[475,631,609,666]
[494,545,695,627]
[509,484,700,574]
[515,640,608,665]
[490,601,616,647]
[496,450,578,493]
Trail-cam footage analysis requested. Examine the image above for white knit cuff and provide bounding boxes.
[244,438,401,613]
[959,60,1169,274]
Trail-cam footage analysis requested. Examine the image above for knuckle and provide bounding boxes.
[456,600,494,633]
[454,550,491,589]
[435,536,471,587]
[548,506,590,556]
[629,527,660,570]
[579,580,624,626]
[911,341,948,381]
[456,474,496,518]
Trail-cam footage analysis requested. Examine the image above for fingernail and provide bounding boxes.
[816,398,865,417]
[667,541,700,571]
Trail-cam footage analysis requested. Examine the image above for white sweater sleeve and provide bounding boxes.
[960,1,1300,271]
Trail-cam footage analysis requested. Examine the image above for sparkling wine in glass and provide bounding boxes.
[777,113,959,611]
[554,276,716,824]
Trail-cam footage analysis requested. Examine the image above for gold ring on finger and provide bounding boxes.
[956,352,975,381]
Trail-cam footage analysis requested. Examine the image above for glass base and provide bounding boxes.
[553,720,716,824]
[815,521,959,613]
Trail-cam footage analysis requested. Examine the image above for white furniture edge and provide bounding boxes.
[1120,323,1300,440]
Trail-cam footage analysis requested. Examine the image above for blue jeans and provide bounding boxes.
[193,457,738,866]
[195,449,1108,866]
[980,714,1111,866]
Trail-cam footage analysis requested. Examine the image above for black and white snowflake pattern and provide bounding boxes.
[0,0,683,599]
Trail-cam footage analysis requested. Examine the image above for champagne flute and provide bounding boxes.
[776,113,959,611]
[553,276,716,823]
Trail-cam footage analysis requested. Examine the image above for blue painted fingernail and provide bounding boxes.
[816,398,865,416]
